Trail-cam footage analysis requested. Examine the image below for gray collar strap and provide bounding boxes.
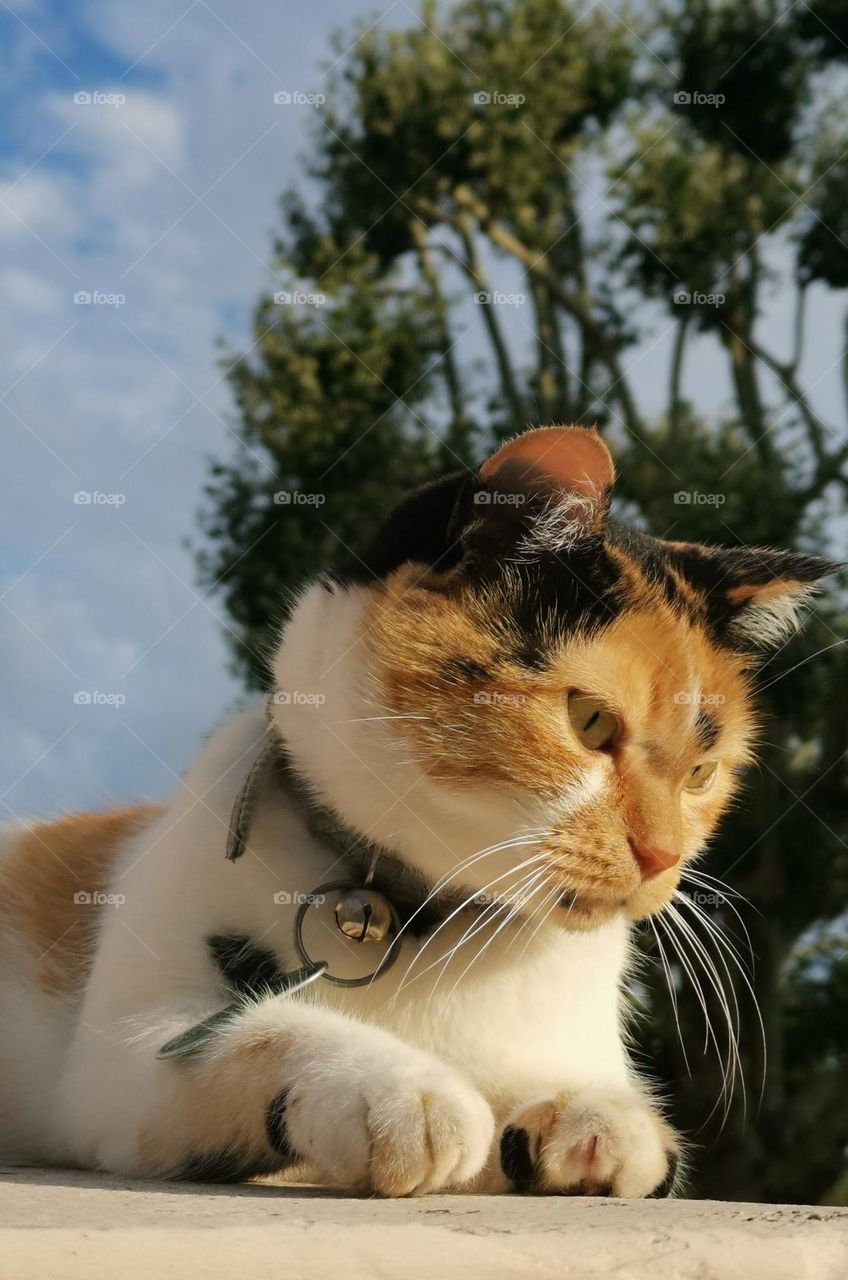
[225,707,465,931]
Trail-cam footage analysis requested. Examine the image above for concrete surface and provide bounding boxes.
[1,1166,846,1279]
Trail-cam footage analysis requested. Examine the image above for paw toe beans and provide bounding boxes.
[501,1090,678,1198]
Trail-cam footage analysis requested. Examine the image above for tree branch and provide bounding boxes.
[409,218,471,455]
[669,313,690,445]
[416,189,645,437]
[453,212,525,424]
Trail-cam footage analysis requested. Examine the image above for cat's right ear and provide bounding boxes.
[473,422,614,537]
[479,425,615,505]
[466,426,615,564]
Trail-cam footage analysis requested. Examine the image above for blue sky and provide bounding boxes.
[1,0,845,820]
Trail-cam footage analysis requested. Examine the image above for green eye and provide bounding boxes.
[684,761,718,793]
[567,690,619,751]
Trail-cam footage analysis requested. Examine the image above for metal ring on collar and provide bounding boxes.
[293,879,403,988]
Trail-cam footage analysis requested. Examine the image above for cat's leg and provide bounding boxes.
[59,996,494,1195]
[498,1087,680,1197]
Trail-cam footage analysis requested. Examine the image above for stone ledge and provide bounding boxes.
[1,1167,846,1280]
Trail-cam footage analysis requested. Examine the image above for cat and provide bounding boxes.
[0,425,837,1196]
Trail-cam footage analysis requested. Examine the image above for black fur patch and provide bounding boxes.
[648,1150,679,1198]
[560,1180,614,1197]
[265,1089,296,1161]
[176,1146,269,1183]
[443,656,491,682]
[695,708,720,752]
[500,1125,535,1191]
[207,933,282,997]
[329,471,475,586]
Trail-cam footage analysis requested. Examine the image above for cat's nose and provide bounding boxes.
[629,838,680,882]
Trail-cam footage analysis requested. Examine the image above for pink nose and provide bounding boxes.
[629,838,680,882]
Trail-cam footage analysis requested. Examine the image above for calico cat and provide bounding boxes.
[0,425,837,1195]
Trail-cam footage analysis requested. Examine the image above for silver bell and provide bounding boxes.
[334,889,393,943]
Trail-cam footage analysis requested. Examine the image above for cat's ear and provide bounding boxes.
[480,425,614,502]
[720,547,840,647]
[669,542,840,649]
[475,426,615,553]
[332,426,615,586]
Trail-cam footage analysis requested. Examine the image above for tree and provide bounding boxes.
[199,0,848,1202]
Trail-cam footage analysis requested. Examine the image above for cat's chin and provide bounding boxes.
[554,878,679,930]
[554,891,626,932]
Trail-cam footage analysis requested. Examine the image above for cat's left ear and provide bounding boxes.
[675,543,840,649]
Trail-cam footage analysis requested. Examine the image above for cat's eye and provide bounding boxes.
[567,690,620,751]
[683,761,718,793]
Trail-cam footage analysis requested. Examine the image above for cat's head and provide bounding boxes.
[273,426,837,932]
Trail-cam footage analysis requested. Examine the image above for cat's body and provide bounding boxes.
[0,427,835,1194]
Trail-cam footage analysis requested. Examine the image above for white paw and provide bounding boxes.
[285,1053,495,1195]
[501,1088,679,1197]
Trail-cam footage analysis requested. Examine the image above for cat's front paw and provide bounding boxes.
[285,1056,494,1196]
[500,1088,679,1197]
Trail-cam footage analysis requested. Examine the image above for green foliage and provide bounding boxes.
[199,0,848,1201]
[667,0,807,163]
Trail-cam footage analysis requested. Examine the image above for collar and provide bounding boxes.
[225,704,464,934]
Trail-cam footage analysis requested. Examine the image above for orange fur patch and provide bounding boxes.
[0,806,162,996]
[364,557,757,928]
